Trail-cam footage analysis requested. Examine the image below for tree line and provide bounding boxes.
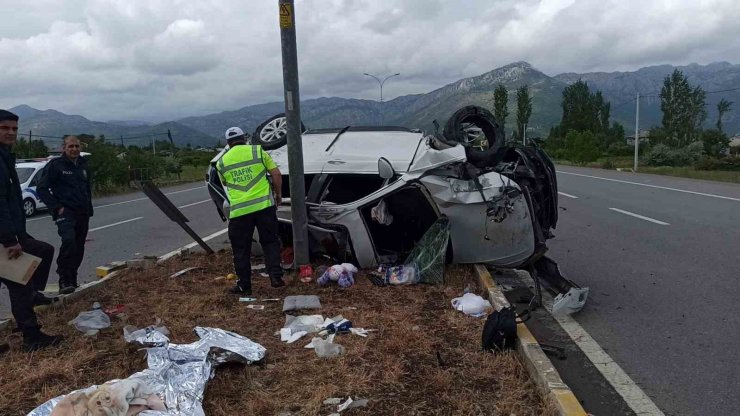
[15,134,218,193]
[490,69,737,171]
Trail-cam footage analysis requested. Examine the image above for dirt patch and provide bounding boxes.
[0,250,554,415]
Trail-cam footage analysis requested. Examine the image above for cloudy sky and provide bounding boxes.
[1,0,739,122]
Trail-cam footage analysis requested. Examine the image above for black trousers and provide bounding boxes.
[0,236,54,329]
[55,212,90,284]
[228,206,283,289]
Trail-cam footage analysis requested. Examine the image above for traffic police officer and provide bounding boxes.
[217,127,285,295]
[38,135,93,294]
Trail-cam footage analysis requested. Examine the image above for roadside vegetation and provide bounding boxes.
[0,250,553,416]
[532,70,739,183]
[14,135,218,195]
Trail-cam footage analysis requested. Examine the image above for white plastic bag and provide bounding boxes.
[451,293,492,317]
[371,200,393,225]
[69,308,111,334]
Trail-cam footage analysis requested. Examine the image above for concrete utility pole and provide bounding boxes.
[634,92,640,172]
[364,72,400,125]
[279,0,309,267]
[523,123,527,146]
[28,131,32,158]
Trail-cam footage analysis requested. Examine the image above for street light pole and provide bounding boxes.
[363,72,400,125]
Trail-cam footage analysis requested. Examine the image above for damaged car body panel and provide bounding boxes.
[206,107,589,313]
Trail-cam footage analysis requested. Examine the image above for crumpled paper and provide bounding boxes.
[28,327,266,416]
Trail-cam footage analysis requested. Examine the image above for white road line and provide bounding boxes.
[158,228,229,262]
[557,170,740,202]
[88,217,143,232]
[95,185,206,209]
[609,208,670,225]
[558,191,579,199]
[177,199,210,209]
[165,186,206,196]
[95,197,148,209]
[515,271,665,416]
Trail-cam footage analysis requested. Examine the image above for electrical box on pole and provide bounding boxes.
[278,0,310,267]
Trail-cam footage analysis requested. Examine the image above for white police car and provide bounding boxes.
[15,159,49,217]
[15,152,91,216]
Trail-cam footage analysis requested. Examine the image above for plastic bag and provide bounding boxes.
[123,320,170,346]
[451,293,492,317]
[69,307,111,334]
[314,338,345,358]
[386,264,419,285]
[371,200,393,225]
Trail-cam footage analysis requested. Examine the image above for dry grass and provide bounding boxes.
[1,250,553,416]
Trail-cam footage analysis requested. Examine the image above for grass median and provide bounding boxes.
[0,250,553,415]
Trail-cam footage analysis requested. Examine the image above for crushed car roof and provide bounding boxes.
[268,129,425,175]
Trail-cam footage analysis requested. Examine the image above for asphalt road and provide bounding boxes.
[551,166,740,416]
[1,182,228,318]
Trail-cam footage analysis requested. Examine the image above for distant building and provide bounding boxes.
[626,129,651,146]
[730,135,740,149]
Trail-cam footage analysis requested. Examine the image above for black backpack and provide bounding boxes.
[482,306,526,352]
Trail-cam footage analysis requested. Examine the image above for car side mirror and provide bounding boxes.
[378,157,395,180]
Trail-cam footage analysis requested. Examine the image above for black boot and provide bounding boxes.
[22,326,63,352]
[59,278,76,295]
[228,283,252,295]
[270,276,286,288]
[33,291,58,306]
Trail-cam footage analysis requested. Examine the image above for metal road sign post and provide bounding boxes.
[139,180,214,255]
[278,0,310,267]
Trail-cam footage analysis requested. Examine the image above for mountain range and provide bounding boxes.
[10,61,740,148]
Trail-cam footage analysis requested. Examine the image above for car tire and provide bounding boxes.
[253,113,307,150]
[23,198,36,217]
[442,106,505,166]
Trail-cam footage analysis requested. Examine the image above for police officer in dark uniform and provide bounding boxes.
[38,135,94,294]
[0,109,63,353]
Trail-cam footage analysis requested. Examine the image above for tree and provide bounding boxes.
[516,85,533,141]
[492,84,509,140]
[660,69,706,147]
[564,130,600,165]
[14,137,49,158]
[701,129,730,157]
[716,98,733,133]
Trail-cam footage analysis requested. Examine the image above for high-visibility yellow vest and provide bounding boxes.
[216,144,273,218]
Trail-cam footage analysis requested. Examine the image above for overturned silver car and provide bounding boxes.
[206,106,588,313]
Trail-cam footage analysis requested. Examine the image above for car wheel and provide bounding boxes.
[253,113,307,150]
[442,106,505,167]
[23,198,36,217]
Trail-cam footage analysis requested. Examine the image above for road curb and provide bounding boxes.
[474,264,587,416]
[1,228,229,332]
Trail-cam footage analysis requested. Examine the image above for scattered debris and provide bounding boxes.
[239,297,257,302]
[323,398,342,406]
[314,337,345,358]
[246,305,265,310]
[451,293,492,317]
[29,327,265,416]
[282,295,321,312]
[299,264,313,283]
[317,264,358,288]
[123,319,170,347]
[386,264,419,285]
[337,397,368,412]
[68,303,111,336]
[262,298,280,302]
[170,267,202,278]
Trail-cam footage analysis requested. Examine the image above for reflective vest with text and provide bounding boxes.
[216,145,273,218]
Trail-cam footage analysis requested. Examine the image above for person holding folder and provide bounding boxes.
[0,109,63,352]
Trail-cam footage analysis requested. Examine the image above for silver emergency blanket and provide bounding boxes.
[28,327,266,416]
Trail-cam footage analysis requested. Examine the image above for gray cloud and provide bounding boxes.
[1,0,739,121]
